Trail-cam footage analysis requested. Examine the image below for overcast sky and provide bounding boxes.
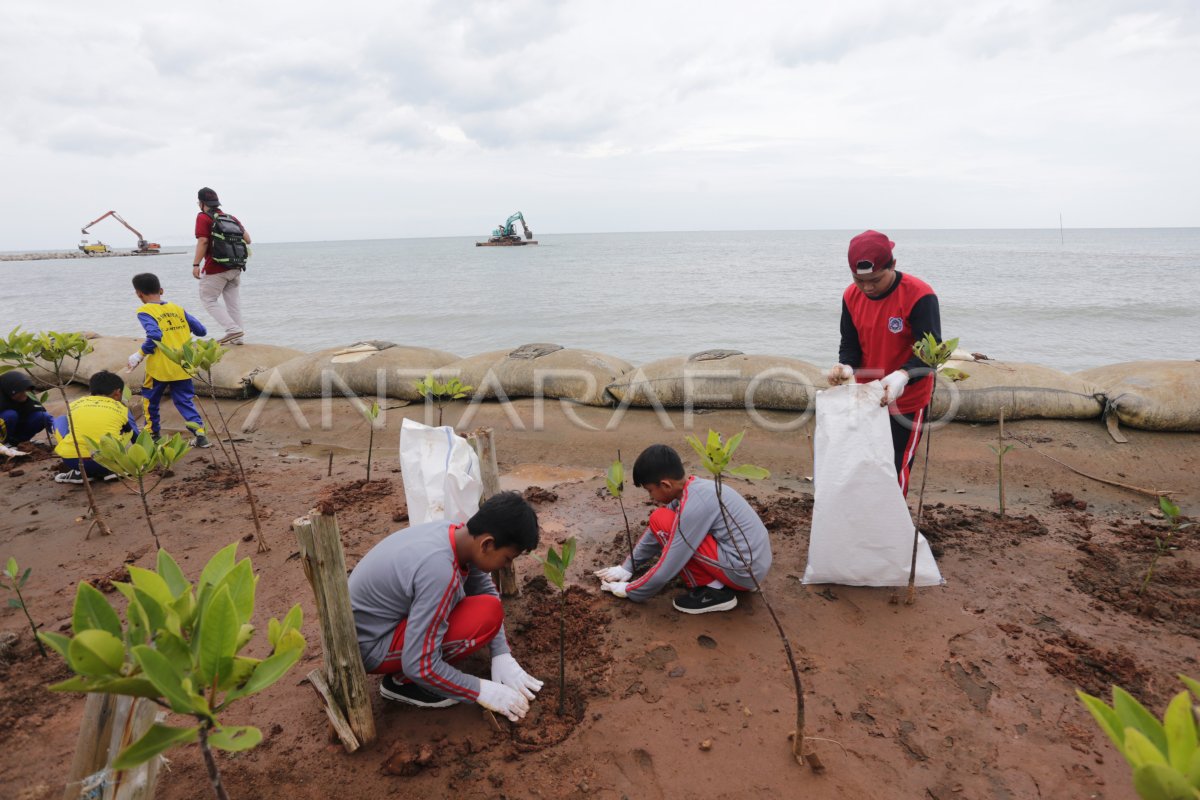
[1,0,1196,249]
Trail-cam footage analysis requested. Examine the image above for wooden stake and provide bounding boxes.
[327,450,334,477]
[62,694,160,800]
[467,427,520,597]
[293,510,376,752]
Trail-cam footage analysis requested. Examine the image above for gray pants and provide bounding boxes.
[198,269,244,337]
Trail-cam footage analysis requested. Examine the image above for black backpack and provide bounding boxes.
[209,212,249,270]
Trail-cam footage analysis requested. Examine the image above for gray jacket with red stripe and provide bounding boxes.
[620,477,773,603]
[349,520,510,700]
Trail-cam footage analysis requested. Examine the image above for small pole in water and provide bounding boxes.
[1059,213,1064,245]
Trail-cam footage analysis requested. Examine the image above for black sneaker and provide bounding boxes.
[672,586,738,615]
[191,434,212,449]
[54,469,84,485]
[379,675,456,708]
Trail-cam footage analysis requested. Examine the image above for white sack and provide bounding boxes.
[803,383,943,587]
[399,418,482,524]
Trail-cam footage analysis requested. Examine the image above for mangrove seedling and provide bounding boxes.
[87,431,192,551]
[159,339,270,552]
[605,451,638,573]
[39,543,307,800]
[1077,674,1200,799]
[414,374,473,427]
[1139,496,1189,596]
[539,536,577,716]
[685,429,822,771]
[989,407,1015,517]
[0,327,113,537]
[361,401,381,483]
[1,557,47,658]
[906,333,967,604]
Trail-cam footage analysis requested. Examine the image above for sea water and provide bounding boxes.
[2,228,1197,372]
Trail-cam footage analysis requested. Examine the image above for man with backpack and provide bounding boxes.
[193,187,251,345]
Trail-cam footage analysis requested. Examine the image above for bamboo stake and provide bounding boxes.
[998,407,1007,517]
[62,694,160,800]
[293,509,376,752]
[468,427,519,597]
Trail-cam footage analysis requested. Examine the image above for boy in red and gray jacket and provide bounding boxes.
[826,230,942,496]
[349,492,543,721]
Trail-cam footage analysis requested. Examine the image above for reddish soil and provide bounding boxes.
[2,396,1198,799]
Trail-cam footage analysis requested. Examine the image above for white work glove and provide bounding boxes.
[1,443,28,458]
[826,364,855,386]
[491,653,543,701]
[593,565,632,583]
[126,352,144,372]
[879,370,910,406]
[600,581,629,598]
[477,678,529,722]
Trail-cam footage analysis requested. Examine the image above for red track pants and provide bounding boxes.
[647,507,748,591]
[369,594,504,675]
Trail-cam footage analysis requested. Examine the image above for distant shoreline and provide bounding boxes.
[0,249,188,262]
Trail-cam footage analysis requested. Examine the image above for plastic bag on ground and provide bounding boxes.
[399,418,482,524]
[803,383,943,587]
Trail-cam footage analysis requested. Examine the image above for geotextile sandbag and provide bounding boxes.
[251,341,460,400]
[200,344,305,398]
[434,343,632,406]
[27,335,146,389]
[928,359,1103,422]
[1075,360,1200,432]
[605,350,827,410]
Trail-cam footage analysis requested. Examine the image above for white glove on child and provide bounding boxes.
[477,678,530,722]
[600,581,629,598]
[126,352,144,372]
[879,370,910,406]
[491,653,543,701]
[593,565,632,583]
[826,364,855,386]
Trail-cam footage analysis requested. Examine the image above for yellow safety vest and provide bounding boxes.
[138,301,194,382]
[54,396,132,459]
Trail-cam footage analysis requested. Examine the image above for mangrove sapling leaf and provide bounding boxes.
[1140,497,1185,596]
[1077,675,1200,799]
[0,327,113,538]
[415,374,474,427]
[905,334,965,605]
[685,429,823,772]
[361,401,381,482]
[538,537,577,715]
[41,543,306,800]
[160,339,270,553]
[1,557,47,657]
[606,453,638,572]
[87,431,191,551]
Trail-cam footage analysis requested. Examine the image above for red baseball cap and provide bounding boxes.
[847,230,895,274]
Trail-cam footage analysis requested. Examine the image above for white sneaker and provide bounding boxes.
[54,470,84,484]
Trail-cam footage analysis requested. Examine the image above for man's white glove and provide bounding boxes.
[600,580,629,598]
[491,653,543,701]
[126,352,144,372]
[879,370,910,406]
[826,364,855,386]
[477,678,529,722]
[1,443,28,458]
[593,565,632,583]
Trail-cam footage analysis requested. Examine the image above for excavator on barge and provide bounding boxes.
[477,212,537,246]
[78,210,161,255]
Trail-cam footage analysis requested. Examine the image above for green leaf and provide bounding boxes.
[38,631,72,661]
[128,565,174,609]
[543,562,564,589]
[1114,686,1168,755]
[199,542,239,589]
[1124,727,1170,769]
[72,582,123,638]
[727,464,770,480]
[225,647,303,704]
[561,537,577,570]
[68,629,126,677]
[198,585,239,685]
[1159,495,1181,521]
[132,587,166,636]
[217,655,261,692]
[156,550,190,598]
[215,558,256,625]
[273,627,305,655]
[8,598,24,609]
[112,723,199,770]
[606,460,624,498]
[1179,675,1200,702]
[47,675,163,700]
[725,430,745,460]
[208,725,263,752]
[1131,763,1198,800]
[685,434,705,461]
[281,603,303,633]
[1162,691,1199,773]
[1078,690,1127,753]
[133,645,206,716]
[4,557,16,579]
[19,566,31,589]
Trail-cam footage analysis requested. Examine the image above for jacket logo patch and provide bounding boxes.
[888,317,904,333]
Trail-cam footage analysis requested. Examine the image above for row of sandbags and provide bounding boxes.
[23,336,1199,431]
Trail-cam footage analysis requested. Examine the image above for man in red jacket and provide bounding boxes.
[193,187,250,345]
[826,230,942,497]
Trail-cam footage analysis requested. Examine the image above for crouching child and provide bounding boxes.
[349,491,544,721]
[52,370,138,484]
[594,444,773,614]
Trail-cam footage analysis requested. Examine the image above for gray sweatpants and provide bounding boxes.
[198,270,244,337]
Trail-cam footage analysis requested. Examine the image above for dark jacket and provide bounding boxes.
[0,371,45,417]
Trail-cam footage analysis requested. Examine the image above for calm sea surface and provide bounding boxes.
[2,229,1197,373]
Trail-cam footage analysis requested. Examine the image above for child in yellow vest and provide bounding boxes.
[53,370,139,484]
[126,273,211,448]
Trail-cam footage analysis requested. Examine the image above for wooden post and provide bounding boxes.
[293,509,376,753]
[998,407,1007,517]
[63,694,160,800]
[467,427,520,597]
